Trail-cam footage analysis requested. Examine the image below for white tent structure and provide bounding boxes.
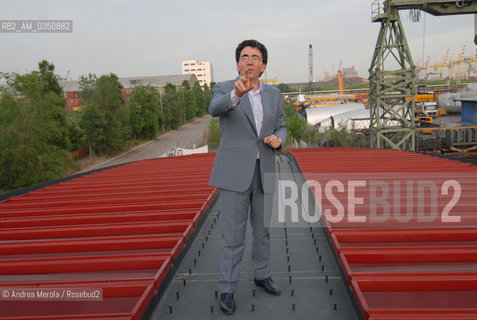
[305,103,366,126]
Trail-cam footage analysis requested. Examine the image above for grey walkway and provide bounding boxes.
[147,154,361,320]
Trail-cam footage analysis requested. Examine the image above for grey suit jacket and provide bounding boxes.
[208,79,287,194]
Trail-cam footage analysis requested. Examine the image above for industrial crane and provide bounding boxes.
[338,61,344,94]
[369,0,477,151]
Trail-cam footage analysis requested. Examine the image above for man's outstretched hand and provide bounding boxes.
[264,134,282,149]
[234,71,253,97]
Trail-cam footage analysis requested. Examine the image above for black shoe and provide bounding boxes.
[220,293,236,314]
[254,277,281,295]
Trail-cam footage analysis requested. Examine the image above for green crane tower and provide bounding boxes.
[369,0,477,151]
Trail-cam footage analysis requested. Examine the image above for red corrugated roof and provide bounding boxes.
[5,147,477,319]
[289,148,477,320]
[0,153,217,320]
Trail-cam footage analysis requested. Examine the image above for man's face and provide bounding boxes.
[236,46,266,81]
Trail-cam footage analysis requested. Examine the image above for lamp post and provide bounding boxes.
[159,88,164,132]
[182,89,186,124]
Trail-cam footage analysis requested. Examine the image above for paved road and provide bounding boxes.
[89,115,212,170]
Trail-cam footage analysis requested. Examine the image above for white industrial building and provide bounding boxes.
[182,60,213,87]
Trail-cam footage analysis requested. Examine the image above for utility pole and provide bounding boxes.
[160,89,164,132]
[182,90,186,124]
[309,44,313,95]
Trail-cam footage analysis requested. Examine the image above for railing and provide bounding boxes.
[371,0,387,21]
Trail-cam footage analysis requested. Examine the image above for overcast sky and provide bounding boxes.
[1,0,476,84]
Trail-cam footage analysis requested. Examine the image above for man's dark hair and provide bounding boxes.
[235,39,268,65]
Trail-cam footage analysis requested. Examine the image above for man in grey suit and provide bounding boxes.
[208,39,287,314]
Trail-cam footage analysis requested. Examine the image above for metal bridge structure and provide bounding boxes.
[369,0,477,151]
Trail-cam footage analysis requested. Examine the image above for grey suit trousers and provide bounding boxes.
[218,160,272,294]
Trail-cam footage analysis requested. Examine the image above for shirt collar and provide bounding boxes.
[249,82,262,95]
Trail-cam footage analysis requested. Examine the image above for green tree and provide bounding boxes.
[65,111,84,153]
[181,80,197,122]
[80,103,106,156]
[80,73,128,154]
[9,66,67,150]
[203,83,213,114]
[128,98,145,140]
[278,83,293,93]
[127,84,160,140]
[0,61,68,190]
[162,83,182,130]
[328,123,361,147]
[283,100,318,146]
[207,117,221,150]
[79,73,97,102]
[181,80,190,90]
[38,60,63,95]
[192,82,206,116]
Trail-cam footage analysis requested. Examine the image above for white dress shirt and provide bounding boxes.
[230,83,263,136]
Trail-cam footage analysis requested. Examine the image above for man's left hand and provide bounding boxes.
[264,134,282,149]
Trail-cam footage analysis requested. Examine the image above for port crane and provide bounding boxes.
[369,0,477,151]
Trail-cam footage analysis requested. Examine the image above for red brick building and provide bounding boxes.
[59,74,198,111]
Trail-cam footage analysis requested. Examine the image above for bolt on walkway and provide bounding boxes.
[147,154,360,320]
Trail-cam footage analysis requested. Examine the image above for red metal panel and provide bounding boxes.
[290,148,477,320]
[0,210,202,228]
[0,200,207,217]
[0,221,193,240]
[0,234,183,256]
[7,189,213,203]
[0,253,174,275]
[0,153,218,319]
[369,315,477,319]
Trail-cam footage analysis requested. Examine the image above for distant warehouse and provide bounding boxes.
[59,74,198,111]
